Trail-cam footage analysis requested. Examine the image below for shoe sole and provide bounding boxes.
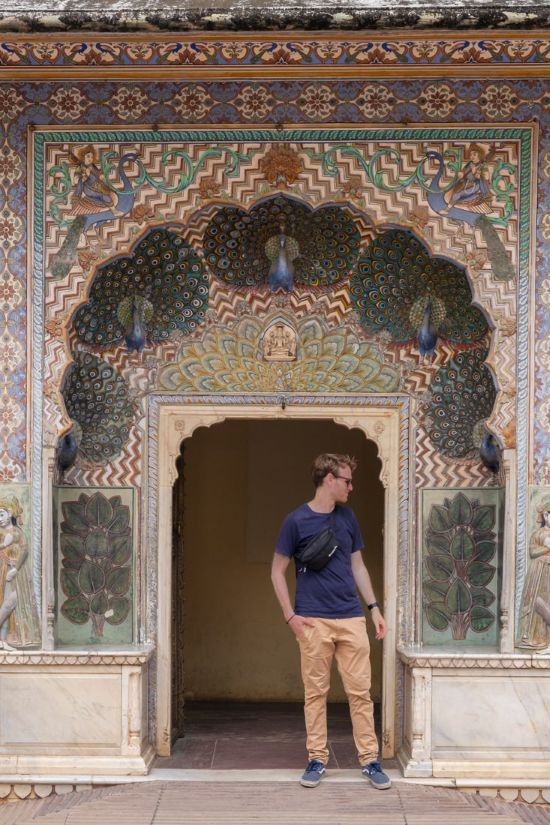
[365,777,392,790]
[300,775,325,788]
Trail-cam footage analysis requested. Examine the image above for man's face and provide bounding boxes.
[329,465,353,503]
[0,508,10,528]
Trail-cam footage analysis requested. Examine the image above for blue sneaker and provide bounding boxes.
[300,759,326,787]
[362,760,391,789]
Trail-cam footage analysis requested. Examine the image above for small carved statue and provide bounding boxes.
[262,322,297,362]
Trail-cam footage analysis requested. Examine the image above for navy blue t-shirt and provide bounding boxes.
[275,503,364,618]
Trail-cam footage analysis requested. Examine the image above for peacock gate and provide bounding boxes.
[2,12,550,791]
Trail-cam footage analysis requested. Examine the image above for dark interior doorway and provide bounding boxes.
[168,418,384,766]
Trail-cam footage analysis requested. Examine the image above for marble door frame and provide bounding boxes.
[149,396,408,758]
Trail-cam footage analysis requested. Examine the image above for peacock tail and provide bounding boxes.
[203,194,361,289]
[425,347,497,458]
[50,215,86,280]
[349,228,488,346]
[61,352,134,464]
[72,227,209,348]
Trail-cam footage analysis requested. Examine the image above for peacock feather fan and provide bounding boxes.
[72,227,209,348]
[61,352,134,464]
[349,228,488,346]
[425,347,497,458]
[203,194,361,290]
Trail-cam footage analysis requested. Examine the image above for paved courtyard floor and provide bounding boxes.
[1,779,550,825]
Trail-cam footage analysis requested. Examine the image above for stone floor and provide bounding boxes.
[2,703,550,824]
[3,781,550,825]
[154,700,378,770]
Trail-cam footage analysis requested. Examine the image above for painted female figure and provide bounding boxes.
[442,143,492,214]
[69,145,123,217]
[0,497,39,649]
[517,497,550,652]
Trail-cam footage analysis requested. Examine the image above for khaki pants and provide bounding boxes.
[296,616,378,766]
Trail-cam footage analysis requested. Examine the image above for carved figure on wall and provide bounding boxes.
[69,145,125,218]
[441,143,493,215]
[518,497,550,653]
[263,321,297,361]
[0,497,39,649]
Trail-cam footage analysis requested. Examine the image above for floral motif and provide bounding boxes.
[198,176,223,199]
[0,88,25,123]
[348,42,406,64]
[313,41,344,62]
[109,87,150,120]
[410,42,441,61]
[0,209,22,249]
[0,276,23,311]
[356,83,395,119]
[77,245,101,273]
[0,394,24,435]
[340,176,364,202]
[417,83,457,119]
[29,43,61,63]
[171,84,211,120]
[537,398,550,434]
[235,85,275,120]
[0,335,22,374]
[125,43,154,62]
[478,84,519,119]
[0,143,22,186]
[259,145,303,187]
[220,42,249,62]
[536,334,550,371]
[542,211,550,241]
[541,277,550,308]
[298,84,335,120]
[48,86,89,121]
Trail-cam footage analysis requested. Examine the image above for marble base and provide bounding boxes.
[0,650,153,776]
[399,647,550,781]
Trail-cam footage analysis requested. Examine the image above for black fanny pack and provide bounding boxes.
[294,511,339,572]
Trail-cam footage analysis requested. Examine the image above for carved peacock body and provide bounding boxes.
[349,228,489,347]
[203,194,361,291]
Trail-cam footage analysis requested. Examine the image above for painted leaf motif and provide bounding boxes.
[468,560,495,588]
[86,493,113,527]
[449,493,473,527]
[450,529,475,561]
[423,580,449,601]
[79,560,105,594]
[446,579,472,613]
[91,591,109,616]
[425,603,450,631]
[470,605,495,633]
[61,501,88,533]
[60,534,85,568]
[425,554,454,582]
[471,587,496,608]
[426,533,450,555]
[106,567,131,596]
[105,596,130,625]
[60,569,80,598]
[471,505,495,532]
[475,540,496,563]
[61,594,90,624]
[110,535,132,565]
[85,531,109,557]
[429,505,452,533]
[108,506,131,535]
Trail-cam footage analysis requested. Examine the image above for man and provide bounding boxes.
[271,452,391,790]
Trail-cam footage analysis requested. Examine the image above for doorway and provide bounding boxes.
[154,400,403,759]
[168,418,384,766]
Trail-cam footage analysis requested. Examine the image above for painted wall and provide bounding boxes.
[180,418,384,701]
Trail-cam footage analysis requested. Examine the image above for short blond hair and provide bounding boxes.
[311,453,357,488]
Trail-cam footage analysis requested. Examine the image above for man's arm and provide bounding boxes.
[351,551,387,640]
[271,552,314,638]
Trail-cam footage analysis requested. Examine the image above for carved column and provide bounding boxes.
[41,446,56,650]
[500,448,517,653]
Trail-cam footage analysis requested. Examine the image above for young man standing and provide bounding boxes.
[271,453,391,789]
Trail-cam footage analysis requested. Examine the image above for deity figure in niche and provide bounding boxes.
[263,322,297,362]
[518,497,550,653]
[441,143,493,215]
[0,497,39,649]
